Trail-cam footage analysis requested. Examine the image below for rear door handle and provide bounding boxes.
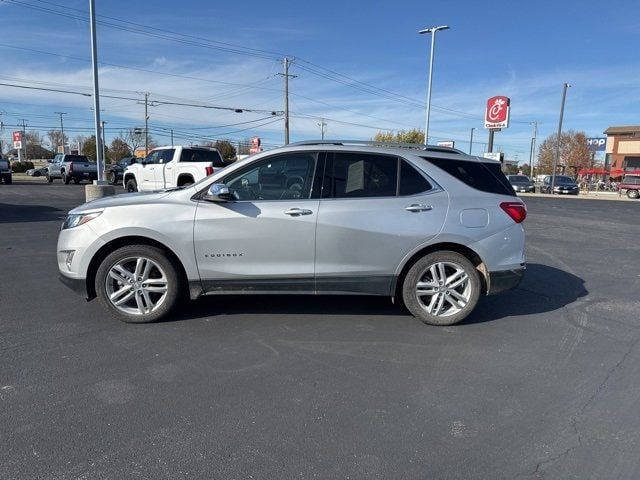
[284,208,313,216]
[405,204,433,212]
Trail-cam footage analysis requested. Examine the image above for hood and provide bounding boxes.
[70,190,176,214]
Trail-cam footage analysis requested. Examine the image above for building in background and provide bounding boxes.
[603,126,640,178]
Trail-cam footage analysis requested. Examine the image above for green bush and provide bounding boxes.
[10,161,35,173]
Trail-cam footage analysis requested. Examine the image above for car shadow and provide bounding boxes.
[163,263,587,325]
[463,263,588,324]
[0,203,65,223]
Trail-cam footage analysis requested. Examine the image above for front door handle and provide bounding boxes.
[405,204,433,212]
[284,208,313,216]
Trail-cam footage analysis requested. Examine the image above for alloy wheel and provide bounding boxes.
[415,261,471,317]
[104,256,169,316]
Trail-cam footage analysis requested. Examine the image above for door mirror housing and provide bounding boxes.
[203,183,233,202]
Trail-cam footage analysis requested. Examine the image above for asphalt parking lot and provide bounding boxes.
[1,182,639,479]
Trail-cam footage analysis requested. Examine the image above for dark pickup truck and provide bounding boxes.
[0,157,12,184]
[618,174,640,199]
[47,154,98,184]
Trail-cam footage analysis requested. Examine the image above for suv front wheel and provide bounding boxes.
[95,245,181,323]
[402,251,481,326]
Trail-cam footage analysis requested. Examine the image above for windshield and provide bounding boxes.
[553,176,575,184]
[508,175,531,184]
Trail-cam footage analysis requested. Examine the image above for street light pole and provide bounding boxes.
[101,120,107,164]
[528,121,538,179]
[551,83,571,192]
[89,0,105,184]
[419,25,449,145]
[469,127,476,154]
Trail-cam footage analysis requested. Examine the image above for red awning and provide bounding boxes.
[578,168,609,175]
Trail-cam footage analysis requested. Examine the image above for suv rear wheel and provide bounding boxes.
[95,245,180,323]
[627,189,639,199]
[402,251,481,326]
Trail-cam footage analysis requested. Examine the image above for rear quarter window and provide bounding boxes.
[422,156,515,196]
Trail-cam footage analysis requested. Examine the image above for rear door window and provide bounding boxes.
[327,152,398,198]
[422,156,515,196]
[400,160,432,195]
[180,149,226,167]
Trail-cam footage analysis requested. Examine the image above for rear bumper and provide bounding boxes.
[59,273,89,299]
[487,267,525,295]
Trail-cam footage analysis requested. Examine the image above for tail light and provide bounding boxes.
[68,162,73,173]
[500,202,527,223]
[205,166,214,176]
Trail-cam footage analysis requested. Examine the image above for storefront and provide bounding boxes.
[603,126,640,179]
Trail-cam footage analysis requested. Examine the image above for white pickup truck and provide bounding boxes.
[123,146,231,192]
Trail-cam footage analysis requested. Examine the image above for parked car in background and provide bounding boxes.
[47,154,98,184]
[59,140,526,326]
[618,174,640,199]
[27,166,49,177]
[507,175,535,193]
[108,156,137,184]
[123,146,231,192]
[0,156,12,184]
[541,175,579,195]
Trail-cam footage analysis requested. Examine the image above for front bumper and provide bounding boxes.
[59,273,89,298]
[487,267,525,295]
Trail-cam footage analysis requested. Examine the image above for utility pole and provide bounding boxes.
[469,127,476,154]
[170,128,174,146]
[0,111,4,155]
[528,121,538,179]
[551,83,571,193]
[55,112,67,153]
[144,92,150,155]
[277,58,297,145]
[318,118,327,140]
[89,0,105,184]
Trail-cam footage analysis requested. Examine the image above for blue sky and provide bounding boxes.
[0,0,639,160]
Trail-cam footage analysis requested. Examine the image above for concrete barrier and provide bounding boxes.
[85,182,116,202]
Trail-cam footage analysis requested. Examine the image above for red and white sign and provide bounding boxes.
[12,131,22,142]
[437,140,455,148]
[484,96,510,129]
[249,136,262,154]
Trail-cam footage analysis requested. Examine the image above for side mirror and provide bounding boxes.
[203,183,232,202]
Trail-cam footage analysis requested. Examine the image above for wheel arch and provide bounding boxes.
[392,242,488,298]
[85,235,193,300]
[177,173,195,186]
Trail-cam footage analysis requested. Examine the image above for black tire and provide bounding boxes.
[125,178,138,192]
[3,174,12,185]
[401,251,481,326]
[178,176,194,187]
[95,245,181,323]
[108,171,117,184]
[73,178,81,185]
[62,172,71,184]
[47,174,53,183]
[627,189,639,199]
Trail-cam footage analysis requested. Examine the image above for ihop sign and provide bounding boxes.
[587,137,606,151]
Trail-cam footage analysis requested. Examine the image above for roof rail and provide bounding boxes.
[287,139,464,155]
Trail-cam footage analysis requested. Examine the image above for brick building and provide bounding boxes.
[603,126,640,178]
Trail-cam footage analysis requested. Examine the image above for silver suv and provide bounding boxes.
[57,141,526,326]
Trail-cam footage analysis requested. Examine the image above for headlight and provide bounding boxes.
[62,211,103,230]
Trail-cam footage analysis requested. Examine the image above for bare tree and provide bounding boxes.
[122,128,156,154]
[537,131,591,174]
[47,129,68,153]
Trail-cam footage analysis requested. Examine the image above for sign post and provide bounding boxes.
[12,131,23,163]
[484,96,510,153]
